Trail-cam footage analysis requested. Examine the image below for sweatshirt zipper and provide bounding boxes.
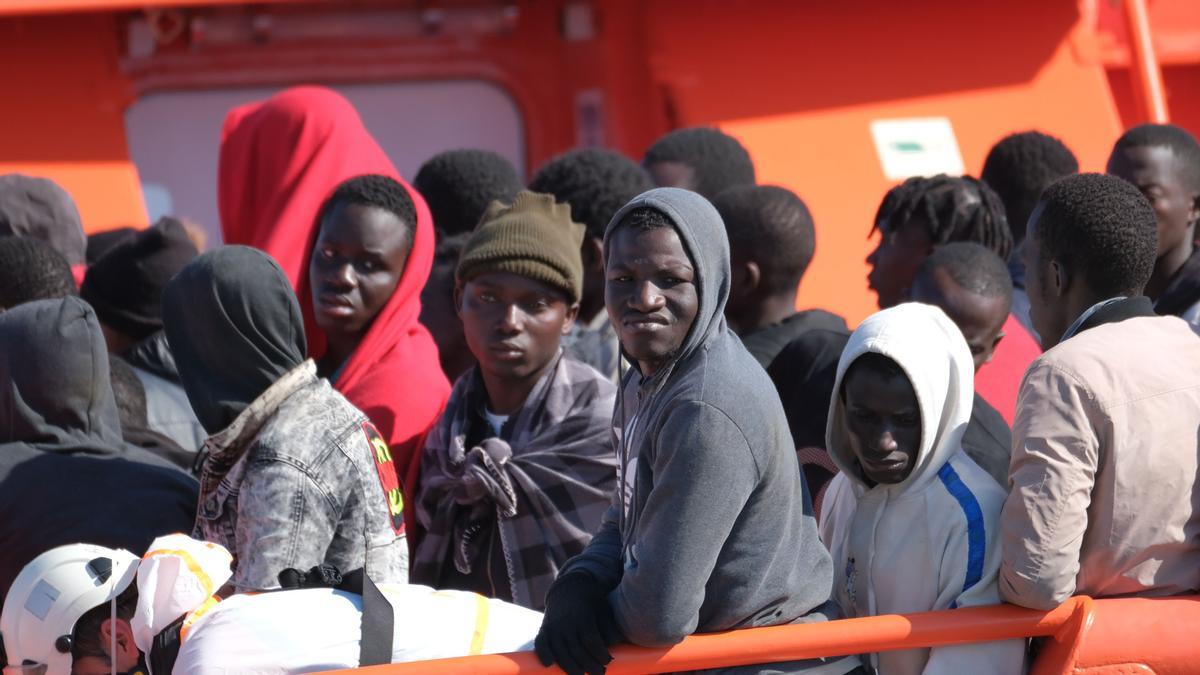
[866,488,888,671]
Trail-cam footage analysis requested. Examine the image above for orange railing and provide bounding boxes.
[1123,0,1170,124]
[333,595,1200,675]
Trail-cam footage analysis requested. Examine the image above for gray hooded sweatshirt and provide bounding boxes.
[558,188,855,674]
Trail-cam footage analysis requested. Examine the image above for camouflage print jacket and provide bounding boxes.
[193,360,409,591]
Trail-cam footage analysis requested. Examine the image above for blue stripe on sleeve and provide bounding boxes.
[937,462,985,609]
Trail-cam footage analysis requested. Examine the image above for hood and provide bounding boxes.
[216,86,436,381]
[1155,247,1200,318]
[162,246,306,435]
[300,151,438,398]
[826,302,974,494]
[603,187,731,381]
[0,174,87,266]
[0,297,124,450]
[218,85,400,291]
[131,534,234,657]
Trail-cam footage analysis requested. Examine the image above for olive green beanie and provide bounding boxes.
[456,190,586,302]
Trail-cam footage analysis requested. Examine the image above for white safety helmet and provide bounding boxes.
[1,544,140,675]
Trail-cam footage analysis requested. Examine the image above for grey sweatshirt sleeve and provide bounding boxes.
[557,500,624,590]
[609,400,759,647]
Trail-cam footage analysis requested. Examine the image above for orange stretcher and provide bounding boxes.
[332,595,1200,675]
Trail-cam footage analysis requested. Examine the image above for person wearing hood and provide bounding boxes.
[0,297,197,600]
[306,174,451,545]
[162,246,408,592]
[0,174,88,285]
[820,303,1024,675]
[535,189,856,675]
[221,89,450,541]
[528,148,655,383]
[866,175,1040,426]
[1000,174,1200,610]
[412,192,618,611]
[82,217,205,453]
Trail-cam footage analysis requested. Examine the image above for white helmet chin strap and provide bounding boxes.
[109,592,117,675]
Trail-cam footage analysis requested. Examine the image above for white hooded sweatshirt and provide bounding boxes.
[819,304,1024,675]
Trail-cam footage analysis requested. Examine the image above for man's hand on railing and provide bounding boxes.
[534,572,624,675]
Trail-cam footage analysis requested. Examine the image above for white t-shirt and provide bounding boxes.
[483,409,510,437]
[173,584,542,674]
[621,412,640,519]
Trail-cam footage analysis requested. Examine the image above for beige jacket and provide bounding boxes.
[1000,311,1200,609]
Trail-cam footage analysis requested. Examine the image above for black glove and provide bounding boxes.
[535,573,623,675]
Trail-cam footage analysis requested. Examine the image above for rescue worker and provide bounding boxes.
[0,534,542,675]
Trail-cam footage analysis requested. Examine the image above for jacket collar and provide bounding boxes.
[123,330,180,382]
[204,359,318,461]
[1154,248,1200,318]
[1067,296,1157,342]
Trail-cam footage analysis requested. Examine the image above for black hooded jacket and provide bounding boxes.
[0,298,197,598]
[1154,247,1200,325]
[740,309,847,370]
[162,246,307,436]
[161,247,408,591]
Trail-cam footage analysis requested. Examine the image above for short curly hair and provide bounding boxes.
[109,354,148,430]
[1112,123,1200,193]
[982,131,1079,243]
[0,235,76,309]
[529,148,653,240]
[318,174,417,238]
[713,185,815,295]
[413,149,523,236]
[1033,173,1158,297]
[915,242,1013,304]
[874,175,1013,260]
[643,127,756,200]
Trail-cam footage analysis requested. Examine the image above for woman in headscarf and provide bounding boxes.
[162,246,410,591]
[218,87,451,542]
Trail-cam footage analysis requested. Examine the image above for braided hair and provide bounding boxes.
[873,174,1013,260]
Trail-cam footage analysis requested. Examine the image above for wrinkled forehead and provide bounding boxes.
[606,210,695,267]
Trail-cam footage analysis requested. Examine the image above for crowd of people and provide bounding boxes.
[0,84,1198,675]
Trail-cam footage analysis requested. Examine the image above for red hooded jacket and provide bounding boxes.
[218,86,451,542]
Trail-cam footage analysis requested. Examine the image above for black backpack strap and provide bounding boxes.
[339,568,394,667]
[276,565,393,666]
[148,614,186,675]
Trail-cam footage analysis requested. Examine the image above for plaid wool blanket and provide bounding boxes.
[412,352,618,610]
